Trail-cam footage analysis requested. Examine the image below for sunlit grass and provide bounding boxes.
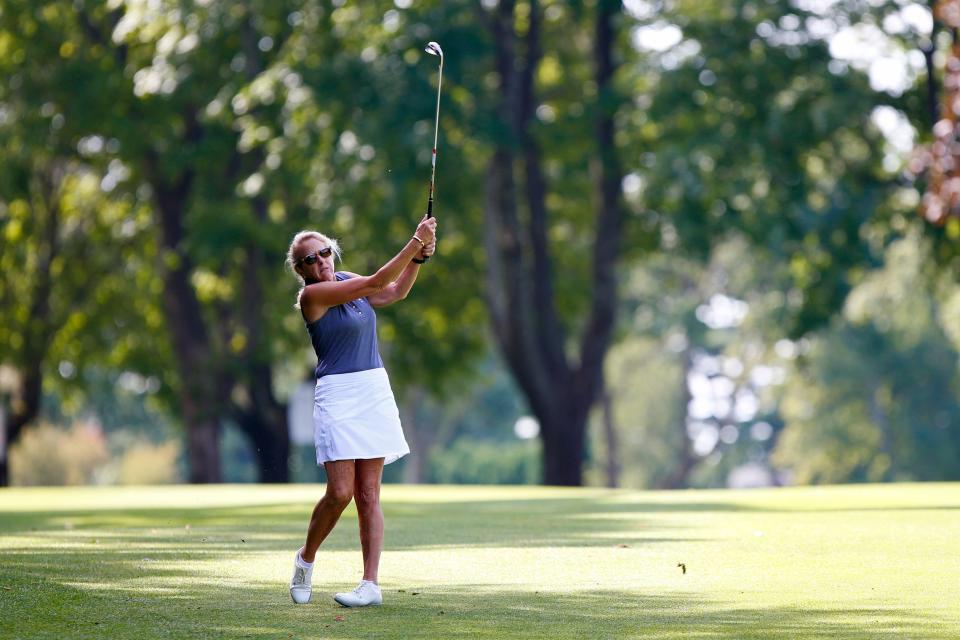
[1,483,959,639]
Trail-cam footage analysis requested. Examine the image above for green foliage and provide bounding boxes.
[599,234,798,489]
[0,169,170,403]
[774,230,960,483]
[427,438,541,485]
[10,421,109,486]
[388,352,533,483]
[585,335,687,488]
[219,422,260,483]
[41,367,177,443]
[9,418,184,486]
[115,439,182,485]
[635,0,898,336]
[0,1,173,444]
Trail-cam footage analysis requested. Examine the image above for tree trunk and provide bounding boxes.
[0,411,6,487]
[149,148,224,483]
[922,3,940,129]
[540,408,588,486]
[216,26,292,483]
[659,347,697,489]
[868,379,896,480]
[0,166,64,486]
[185,420,221,484]
[399,388,428,484]
[601,388,620,488]
[1,366,43,486]
[227,195,291,483]
[236,417,289,483]
[233,361,291,483]
[481,0,625,486]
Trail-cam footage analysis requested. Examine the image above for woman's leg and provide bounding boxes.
[353,458,385,582]
[301,460,356,562]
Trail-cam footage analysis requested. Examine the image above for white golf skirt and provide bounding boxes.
[314,367,410,466]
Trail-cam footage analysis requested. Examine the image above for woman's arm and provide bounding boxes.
[366,263,419,307]
[300,216,436,309]
[366,238,435,307]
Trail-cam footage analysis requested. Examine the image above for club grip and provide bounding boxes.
[421,197,433,261]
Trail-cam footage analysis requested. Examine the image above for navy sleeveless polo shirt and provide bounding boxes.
[305,272,384,379]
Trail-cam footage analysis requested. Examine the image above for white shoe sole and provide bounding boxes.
[290,588,312,605]
[333,594,382,607]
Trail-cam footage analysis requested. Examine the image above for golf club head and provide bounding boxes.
[424,41,443,59]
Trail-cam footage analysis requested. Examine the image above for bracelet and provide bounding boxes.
[412,257,427,264]
[412,235,425,247]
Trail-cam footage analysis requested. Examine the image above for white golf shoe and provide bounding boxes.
[333,580,382,607]
[289,550,313,604]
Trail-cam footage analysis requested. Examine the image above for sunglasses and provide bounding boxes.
[295,246,333,267]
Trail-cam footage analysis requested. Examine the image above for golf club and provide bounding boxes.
[424,41,443,222]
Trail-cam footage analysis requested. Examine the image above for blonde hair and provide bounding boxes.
[286,230,342,308]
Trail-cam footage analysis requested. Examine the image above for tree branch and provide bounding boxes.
[923,0,940,128]
[7,163,66,445]
[75,7,128,68]
[521,0,569,378]
[577,0,625,406]
[483,0,555,406]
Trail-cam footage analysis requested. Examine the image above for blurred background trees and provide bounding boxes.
[1,0,958,487]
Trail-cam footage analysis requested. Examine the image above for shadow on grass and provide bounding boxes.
[0,572,945,640]
[1,492,955,639]
[4,490,960,554]
[0,494,719,552]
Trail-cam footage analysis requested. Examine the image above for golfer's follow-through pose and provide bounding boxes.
[285,214,437,607]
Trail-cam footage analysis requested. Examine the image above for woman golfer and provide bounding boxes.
[286,214,437,607]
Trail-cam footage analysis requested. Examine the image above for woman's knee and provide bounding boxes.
[325,482,354,508]
[354,484,381,509]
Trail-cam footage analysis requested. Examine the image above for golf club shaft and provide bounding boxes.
[427,56,443,219]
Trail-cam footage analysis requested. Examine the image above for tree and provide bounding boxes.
[917,0,960,228]
[477,0,630,486]
[1,1,493,483]
[0,4,166,484]
[0,160,68,486]
[0,1,303,482]
[635,0,907,337]
[774,229,960,482]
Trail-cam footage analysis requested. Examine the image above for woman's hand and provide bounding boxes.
[415,214,437,246]
[418,239,436,260]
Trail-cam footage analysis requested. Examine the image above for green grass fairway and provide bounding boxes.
[2,483,959,639]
